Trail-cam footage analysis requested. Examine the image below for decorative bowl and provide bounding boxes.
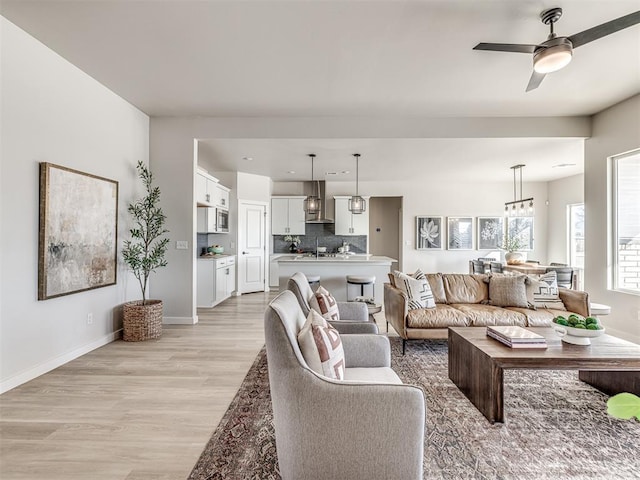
[210,245,224,254]
[552,324,605,346]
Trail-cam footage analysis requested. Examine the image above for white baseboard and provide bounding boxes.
[163,316,198,325]
[0,330,121,394]
[605,326,640,345]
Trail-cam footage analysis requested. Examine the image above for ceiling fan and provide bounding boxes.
[473,7,640,91]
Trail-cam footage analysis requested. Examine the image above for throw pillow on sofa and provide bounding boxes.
[310,285,340,322]
[393,269,436,309]
[297,309,345,380]
[526,270,567,311]
[487,274,529,308]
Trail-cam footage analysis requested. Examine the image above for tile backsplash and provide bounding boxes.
[273,223,366,254]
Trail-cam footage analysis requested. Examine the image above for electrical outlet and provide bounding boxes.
[405,240,411,246]
[87,313,93,325]
[176,241,188,250]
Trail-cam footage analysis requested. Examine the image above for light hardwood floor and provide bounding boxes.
[0,292,275,480]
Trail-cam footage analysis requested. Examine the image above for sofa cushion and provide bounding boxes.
[343,367,403,384]
[443,274,488,304]
[407,304,470,328]
[451,303,527,327]
[505,307,574,327]
[425,273,447,304]
[297,310,345,380]
[487,274,529,308]
[526,271,567,311]
[393,270,436,309]
[309,285,340,322]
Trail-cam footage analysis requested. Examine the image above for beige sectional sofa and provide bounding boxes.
[384,273,590,353]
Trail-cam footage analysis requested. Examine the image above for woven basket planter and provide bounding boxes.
[123,300,163,342]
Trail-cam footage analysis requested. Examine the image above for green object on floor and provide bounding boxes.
[607,393,640,420]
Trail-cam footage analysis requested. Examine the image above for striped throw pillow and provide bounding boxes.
[393,269,436,310]
[526,271,567,310]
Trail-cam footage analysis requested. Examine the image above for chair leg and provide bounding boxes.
[402,339,406,355]
[386,321,389,333]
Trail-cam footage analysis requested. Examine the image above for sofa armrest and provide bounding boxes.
[337,301,368,321]
[384,283,408,339]
[559,288,590,317]
[341,334,390,367]
[330,321,379,335]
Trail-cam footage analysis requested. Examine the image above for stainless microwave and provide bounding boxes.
[216,208,229,233]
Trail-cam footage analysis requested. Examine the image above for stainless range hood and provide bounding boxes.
[303,181,334,223]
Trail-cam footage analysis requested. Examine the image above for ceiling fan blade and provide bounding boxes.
[568,10,640,48]
[473,43,537,54]
[526,71,546,92]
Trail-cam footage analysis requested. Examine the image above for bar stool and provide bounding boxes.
[346,275,376,302]
[307,275,320,291]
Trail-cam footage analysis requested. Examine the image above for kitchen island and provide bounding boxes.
[277,255,397,304]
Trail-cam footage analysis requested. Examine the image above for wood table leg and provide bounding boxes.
[449,330,504,423]
[579,370,640,396]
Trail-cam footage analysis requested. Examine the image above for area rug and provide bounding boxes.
[188,338,640,479]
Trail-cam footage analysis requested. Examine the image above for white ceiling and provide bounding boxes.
[3,0,639,182]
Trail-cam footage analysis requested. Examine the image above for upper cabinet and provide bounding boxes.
[196,170,230,209]
[334,196,370,235]
[271,196,306,235]
[196,171,218,207]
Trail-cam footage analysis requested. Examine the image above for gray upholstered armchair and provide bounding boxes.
[287,271,379,334]
[265,290,425,480]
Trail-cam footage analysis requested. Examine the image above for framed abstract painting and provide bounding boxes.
[38,163,118,300]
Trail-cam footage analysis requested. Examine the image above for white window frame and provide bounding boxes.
[610,149,640,295]
[567,203,584,289]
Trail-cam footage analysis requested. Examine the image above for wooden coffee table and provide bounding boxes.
[448,327,640,424]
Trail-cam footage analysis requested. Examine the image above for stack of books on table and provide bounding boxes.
[486,326,548,349]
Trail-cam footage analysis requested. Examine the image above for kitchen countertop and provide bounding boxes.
[199,253,235,260]
[277,255,396,264]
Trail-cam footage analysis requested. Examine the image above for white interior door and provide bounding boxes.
[238,200,267,294]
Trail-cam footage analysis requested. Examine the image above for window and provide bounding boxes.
[568,204,584,269]
[612,150,640,294]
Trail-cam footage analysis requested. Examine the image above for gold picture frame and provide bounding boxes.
[38,163,118,300]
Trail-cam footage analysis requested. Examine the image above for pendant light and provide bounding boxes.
[304,154,321,215]
[348,153,366,214]
[504,164,534,217]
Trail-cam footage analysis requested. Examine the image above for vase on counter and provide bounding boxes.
[289,243,297,253]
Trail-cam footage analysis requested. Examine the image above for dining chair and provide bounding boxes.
[471,260,486,274]
[490,262,503,273]
[545,266,574,289]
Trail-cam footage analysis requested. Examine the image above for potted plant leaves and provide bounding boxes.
[121,161,169,341]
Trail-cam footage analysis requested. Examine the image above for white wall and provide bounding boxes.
[0,18,149,392]
[150,116,589,322]
[585,94,640,343]
[547,174,584,265]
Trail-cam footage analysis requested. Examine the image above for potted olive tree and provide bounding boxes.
[121,161,169,341]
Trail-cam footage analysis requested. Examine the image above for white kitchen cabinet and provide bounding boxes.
[334,196,370,235]
[196,171,220,206]
[197,256,236,307]
[215,184,230,209]
[215,256,235,303]
[196,207,216,233]
[271,196,306,235]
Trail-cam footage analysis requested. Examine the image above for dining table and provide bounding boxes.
[502,262,579,289]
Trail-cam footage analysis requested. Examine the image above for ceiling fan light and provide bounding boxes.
[533,44,572,73]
